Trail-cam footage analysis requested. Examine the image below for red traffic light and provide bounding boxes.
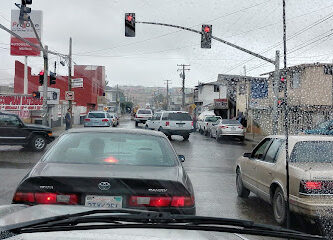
[127,15,133,21]
[39,71,44,76]
[281,77,285,82]
[204,26,210,33]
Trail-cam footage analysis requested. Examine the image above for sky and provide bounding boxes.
[1,0,333,88]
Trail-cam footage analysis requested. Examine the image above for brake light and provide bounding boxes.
[191,121,193,126]
[84,118,90,122]
[220,125,228,129]
[305,181,322,190]
[13,192,35,203]
[129,196,194,207]
[102,119,109,122]
[13,192,78,205]
[206,123,208,126]
[166,121,170,126]
[238,126,244,129]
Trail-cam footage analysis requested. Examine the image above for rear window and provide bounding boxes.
[44,132,176,167]
[290,141,333,163]
[221,119,241,125]
[206,116,220,122]
[138,109,152,114]
[88,112,106,118]
[168,113,192,121]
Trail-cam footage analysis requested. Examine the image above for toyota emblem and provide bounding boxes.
[98,181,111,191]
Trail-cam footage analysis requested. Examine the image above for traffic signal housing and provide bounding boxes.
[39,71,44,85]
[201,24,212,49]
[125,13,135,37]
[50,72,56,85]
[32,91,40,99]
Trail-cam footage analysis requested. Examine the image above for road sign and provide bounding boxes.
[71,78,83,88]
[10,10,43,56]
[38,87,60,104]
[65,91,74,101]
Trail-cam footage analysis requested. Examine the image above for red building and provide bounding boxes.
[14,60,105,111]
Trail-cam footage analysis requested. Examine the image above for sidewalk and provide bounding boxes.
[52,124,84,137]
[245,132,265,144]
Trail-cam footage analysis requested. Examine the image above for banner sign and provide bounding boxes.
[0,95,43,112]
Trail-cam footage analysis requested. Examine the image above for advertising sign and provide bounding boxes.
[10,9,43,56]
[38,87,60,104]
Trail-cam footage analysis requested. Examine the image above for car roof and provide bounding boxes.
[67,127,166,138]
[88,111,107,113]
[266,135,333,142]
[162,111,189,114]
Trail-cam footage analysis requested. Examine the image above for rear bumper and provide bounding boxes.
[84,123,111,127]
[135,118,148,123]
[130,206,196,215]
[161,129,193,136]
[220,132,245,137]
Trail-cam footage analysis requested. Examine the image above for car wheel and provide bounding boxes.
[183,134,189,141]
[236,168,250,198]
[199,128,203,134]
[30,135,47,152]
[135,121,138,127]
[168,135,172,140]
[145,124,149,129]
[239,136,245,142]
[273,187,287,225]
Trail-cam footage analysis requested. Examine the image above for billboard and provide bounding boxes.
[10,10,42,56]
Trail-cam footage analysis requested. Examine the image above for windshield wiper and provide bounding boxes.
[1,209,326,240]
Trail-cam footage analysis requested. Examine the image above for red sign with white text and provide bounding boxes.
[10,37,40,56]
[0,95,43,113]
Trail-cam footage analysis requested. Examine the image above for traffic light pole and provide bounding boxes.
[42,45,48,126]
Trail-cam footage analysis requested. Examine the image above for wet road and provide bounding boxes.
[0,118,320,237]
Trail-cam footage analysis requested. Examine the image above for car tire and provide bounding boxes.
[199,128,203,135]
[30,135,47,152]
[168,135,172,140]
[135,121,138,127]
[272,187,287,225]
[236,168,250,198]
[183,134,189,141]
[145,125,149,129]
[239,136,245,142]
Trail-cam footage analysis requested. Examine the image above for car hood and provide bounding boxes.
[24,124,51,131]
[0,205,262,240]
[291,162,333,180]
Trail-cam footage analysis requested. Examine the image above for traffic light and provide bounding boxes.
[125,13,135,37]
[39,71,44,85]
[32,91,40,99]
[22,0,32,4]
[201,24,212,49]
[19,0,32,24]
[50,72,56,85]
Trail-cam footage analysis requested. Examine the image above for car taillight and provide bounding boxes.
[206,123,209,126]
[13,192,35,203]
[220,125,228,129]
[166,121,170,126]
[304,181,322,190]
[84,118,90,122]
[238,125,244,129]
[102,119,109,122]
[191,121,193,126]
[129,196,194,207]
[299,180,325,195]
[13,192,78,205]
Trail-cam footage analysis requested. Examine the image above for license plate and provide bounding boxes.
[85,195,122,208]
[231,127,236,130]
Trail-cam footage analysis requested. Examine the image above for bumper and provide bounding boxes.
[290,195,333,218]
[130,206,196,215]
[161,129,193,136]
[135,118,148,123]
[220,132,245,137]
[84,123,111,127]
[46,136,55,143]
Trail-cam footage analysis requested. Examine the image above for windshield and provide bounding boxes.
[1,0,333,239]
[291,141,333,163]
[45,132,176,166]
[168,113,192,121]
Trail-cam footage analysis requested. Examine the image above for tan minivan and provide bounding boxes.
[235,135,333,225]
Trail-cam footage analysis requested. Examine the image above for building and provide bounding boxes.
[13,61,106,126]
[0,85,14,94]
[105,86,125,113]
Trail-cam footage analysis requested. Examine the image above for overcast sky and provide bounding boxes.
[1,0,333,88]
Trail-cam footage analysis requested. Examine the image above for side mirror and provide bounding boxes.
[243,152,251,158]
[178,155,185,162]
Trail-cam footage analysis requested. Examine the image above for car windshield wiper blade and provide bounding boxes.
[1,209,326,240]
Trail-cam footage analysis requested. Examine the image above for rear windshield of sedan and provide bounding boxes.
[88,113,106,118]
[44,133,176,166]
[290,141,333,163]
[168,113,192,121]
[205,116,220,122]
[137,110,152,114]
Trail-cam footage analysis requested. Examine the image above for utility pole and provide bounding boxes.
[116,84,120,114]
[177,64,190,109]
[164,80,171,110]
[282,0,290,230]
[42,45,48,126]
[68,37,72,128]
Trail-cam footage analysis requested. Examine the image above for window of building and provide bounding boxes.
[214,85,220,92]
[291,72,301,89]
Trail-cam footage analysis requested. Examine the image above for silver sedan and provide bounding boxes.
[209,119,245,141]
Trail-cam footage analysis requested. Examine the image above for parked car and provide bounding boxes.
[198,115,219,135]
[84,111,112,127]
[303,120,333,135]
[0,111,54,151]
[12,128,195,215]
[205,116,222,135]
[235,135,333,225]
[145,111,193,141]
[134,109,153,127]
[210,119,245,141]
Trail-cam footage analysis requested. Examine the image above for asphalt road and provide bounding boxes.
[0,118,320,237]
